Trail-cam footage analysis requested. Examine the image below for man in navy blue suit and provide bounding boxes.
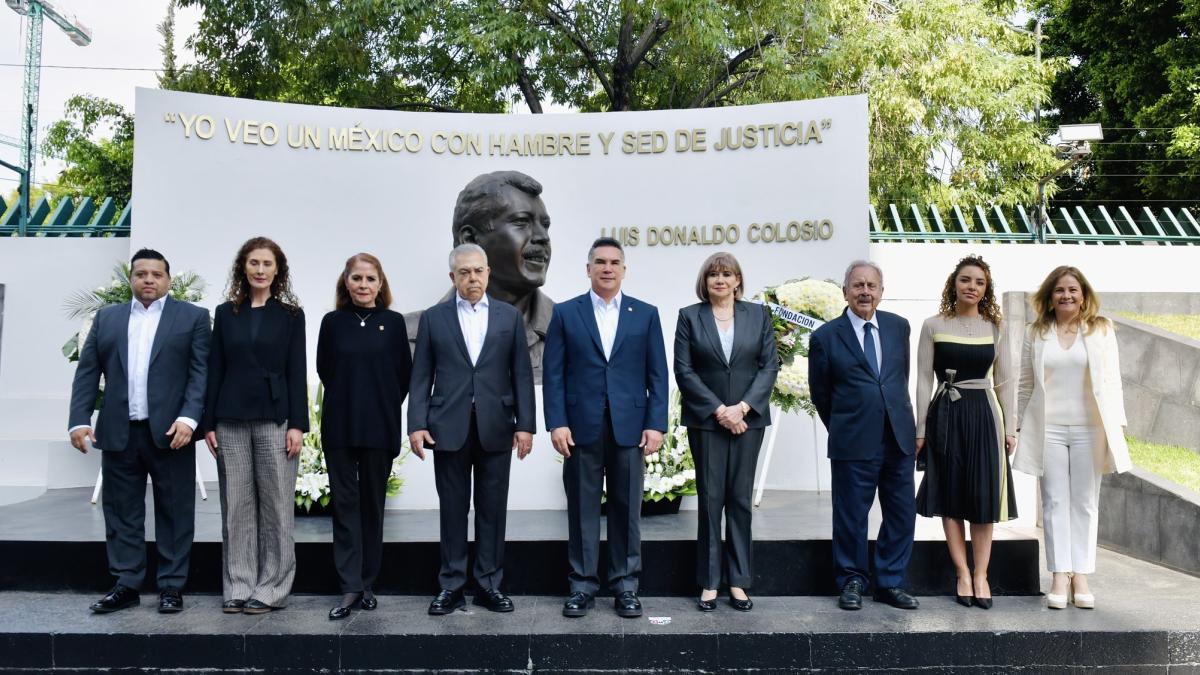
[543,237,669,618]
[808,260,919,611]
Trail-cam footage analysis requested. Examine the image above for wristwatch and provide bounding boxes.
[740,401,751,415]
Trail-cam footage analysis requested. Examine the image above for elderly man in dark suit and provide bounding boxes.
[808,260,919,611]
[68,248,211,614]
[408,243,537,615]
[543,237,669,619]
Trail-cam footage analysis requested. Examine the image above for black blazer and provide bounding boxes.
[316,308,411,451]
[203,298,309,432]
[673,301,779,431]
[407,296,536,453]
[68,297,211,451]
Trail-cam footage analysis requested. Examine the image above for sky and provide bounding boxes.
[0,0,201,187]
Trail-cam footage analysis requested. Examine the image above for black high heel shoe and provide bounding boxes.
[955,577,973,607]
[329,592,362,620]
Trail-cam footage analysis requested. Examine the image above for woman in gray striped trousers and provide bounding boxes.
[203,237,309,614]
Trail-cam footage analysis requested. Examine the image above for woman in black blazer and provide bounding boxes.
[317,253,411,620]
[203,236,308,615]
[674,252,779,612]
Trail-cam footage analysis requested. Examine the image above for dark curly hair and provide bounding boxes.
[938,254,1001,325]
[224,236,301,314]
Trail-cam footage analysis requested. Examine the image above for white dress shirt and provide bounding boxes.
[845,308,882,370]
[456,292,489,366]
[69,297,196,434]
[590,290,623,361]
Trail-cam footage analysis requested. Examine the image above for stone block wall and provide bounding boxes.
[1100,468,1200,577]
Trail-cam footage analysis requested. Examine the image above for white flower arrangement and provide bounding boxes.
[295,384,408,512]
[643,389,697,502]
[755,277,843,415]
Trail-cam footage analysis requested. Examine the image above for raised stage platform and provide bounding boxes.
[0,487,1039,597]
[1,548,1198,673]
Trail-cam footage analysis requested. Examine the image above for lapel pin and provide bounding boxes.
[627,307,633,312]
[379,325,385,331]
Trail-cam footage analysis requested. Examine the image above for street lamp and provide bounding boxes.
[1037,123,1104,243]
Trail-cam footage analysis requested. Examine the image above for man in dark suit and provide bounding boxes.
[543,237,669,618]
[68,248,211,614]
[808,260,919,611]
[408,243,537,615]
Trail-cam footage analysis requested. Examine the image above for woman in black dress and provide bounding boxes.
[915,255,1017,609]
[317,253,412,619]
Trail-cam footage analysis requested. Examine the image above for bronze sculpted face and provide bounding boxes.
[452,171,551,303]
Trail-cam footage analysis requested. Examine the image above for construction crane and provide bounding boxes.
[5,0,92,183]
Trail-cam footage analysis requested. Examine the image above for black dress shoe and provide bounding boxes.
[243,599,275,614]
[329,592,362,620]
[729,595,753,612]
[473,588,515,613]
[873,587,920,610]
[972,596,993,610]
[90,585,140,614]
[159,589,184,614]
[956,594,973,607]
[697,596,717,612]
[360,591,378,611]
[222,599,246,614]
[428,589,465,615]
[838,579,865,611]
[614,591,642,618]
[562,591,595,617]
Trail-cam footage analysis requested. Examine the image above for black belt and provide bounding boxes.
[129,419,150,427]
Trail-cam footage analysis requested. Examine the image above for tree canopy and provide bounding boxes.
[41,95,134,210]
[1036,0,1200,205]
[170,0,1060,207]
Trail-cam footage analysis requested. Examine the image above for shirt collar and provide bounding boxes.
[845,307,879,332]
[130,296,167,313]
[456,292,488,311]
[589,289,622,311]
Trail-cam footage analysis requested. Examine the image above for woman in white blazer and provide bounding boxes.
[1014,265,1129,610]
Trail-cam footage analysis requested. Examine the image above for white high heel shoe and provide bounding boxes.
[1047,574,1070,609]
[1071,576,1094,608]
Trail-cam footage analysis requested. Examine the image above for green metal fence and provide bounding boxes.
[870,203,1200,244]
[2,195,1197,244]
[0,194,130,237]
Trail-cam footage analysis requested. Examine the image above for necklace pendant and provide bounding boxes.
[360,320,366,327]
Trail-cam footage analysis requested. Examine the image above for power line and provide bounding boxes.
[0,63,162,72]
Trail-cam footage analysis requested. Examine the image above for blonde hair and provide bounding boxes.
[1030,265,1109,337]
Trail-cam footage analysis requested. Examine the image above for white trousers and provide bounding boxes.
[1041,424,1105,574]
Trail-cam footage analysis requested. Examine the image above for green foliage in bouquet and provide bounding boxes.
[755,278,845,415]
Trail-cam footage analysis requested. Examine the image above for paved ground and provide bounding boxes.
[2,546,1200,672]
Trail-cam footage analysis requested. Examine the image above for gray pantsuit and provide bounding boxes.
[690,426,765,589]
[673,301,779,592]
[216,420,298,607]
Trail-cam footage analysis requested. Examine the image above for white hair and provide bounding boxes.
[448,243,488,270]
[842,260,884,289]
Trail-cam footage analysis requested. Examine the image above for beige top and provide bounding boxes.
[914,313,1017,438]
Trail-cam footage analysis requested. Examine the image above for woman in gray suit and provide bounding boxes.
[674,252,778,612]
